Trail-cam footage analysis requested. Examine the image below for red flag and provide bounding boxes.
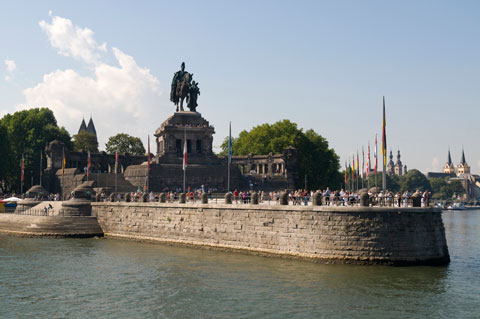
[87,150,91,178]
[21,155,25,182]
[147,135,151,172]
[374,134,378,174]
[367,142,370,178]
[344,161,347,184]
[183,131,187,171]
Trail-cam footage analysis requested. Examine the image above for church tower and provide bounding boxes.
[394,150,403,176]
[456,148,470,176]
[442,149,455,174]
[78,116,99,149]
[78,117,87,134]
[386,150,395,175]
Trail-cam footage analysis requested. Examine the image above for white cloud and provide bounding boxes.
[5,59,16,72]
[431,156,440,171]
[39,13,106,64]
[20,14,166,150]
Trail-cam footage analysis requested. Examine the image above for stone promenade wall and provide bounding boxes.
[92,203,450,265]
[0,214,103,237]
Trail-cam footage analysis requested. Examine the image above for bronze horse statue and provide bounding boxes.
[172,72,192,112]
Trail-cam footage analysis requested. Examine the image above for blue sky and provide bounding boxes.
[1,1,479,174]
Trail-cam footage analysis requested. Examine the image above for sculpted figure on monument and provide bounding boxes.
[170,62,195,112]
[186,80,200,112]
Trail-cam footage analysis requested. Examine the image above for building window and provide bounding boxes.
[176,139,181,156]
[196,140,202,154]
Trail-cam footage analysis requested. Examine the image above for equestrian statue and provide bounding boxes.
[170,62,200,112]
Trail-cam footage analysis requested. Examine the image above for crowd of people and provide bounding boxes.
[2,187,432,207]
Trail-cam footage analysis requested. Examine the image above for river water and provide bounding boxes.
[0,210,479,319]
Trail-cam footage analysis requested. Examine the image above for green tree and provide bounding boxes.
[0,108,71,192]
[105,133,146,155]
[400,169,431,192]
[361,172,400,192]
[429,177,466,199]
[220,120,341,189]
[72,130,99,152]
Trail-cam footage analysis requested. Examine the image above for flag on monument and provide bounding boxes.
[62,147,66,176]
[344,161,347,184]
[21,154,25,182]
[147,135,151,172]
[183,131,188,171]
[87,150,91,178]
[381,96,387,166]
[374,134,378,174]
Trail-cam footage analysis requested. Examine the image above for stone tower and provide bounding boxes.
[386,150,395,175]
[442,149,455,174]
[394,150,403,176]
[456,148,470,176]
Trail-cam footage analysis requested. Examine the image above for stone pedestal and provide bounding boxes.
[60,182,93,216]
[16,185,49,212]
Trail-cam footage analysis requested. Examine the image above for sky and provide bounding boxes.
[1,0,479,175]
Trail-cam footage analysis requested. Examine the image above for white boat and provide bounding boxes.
[447,202,466,210]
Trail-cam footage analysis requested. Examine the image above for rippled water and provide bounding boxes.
[1,210,479,318]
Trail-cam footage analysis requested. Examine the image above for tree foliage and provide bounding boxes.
[400,169,431,192]
[105,133,146,155]
[0,108,71,193]
[72,130,99,152]
[220,120,341,189]
[430,177,466,199]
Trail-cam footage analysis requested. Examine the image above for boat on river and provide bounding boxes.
[447,202,466,210]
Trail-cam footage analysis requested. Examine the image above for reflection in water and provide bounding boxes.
[0,210,479,318]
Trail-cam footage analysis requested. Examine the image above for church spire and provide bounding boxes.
[87,116,97,136]
[447,148,452,165]
[461,148,466,165]
[78,116,87,134]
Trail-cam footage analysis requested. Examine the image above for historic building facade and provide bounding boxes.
[43,113,299,195]
[386,150,407,176]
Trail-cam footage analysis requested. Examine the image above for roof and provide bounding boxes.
[87,117,97,136]
[427,172,456,179]
[78,118,87,133]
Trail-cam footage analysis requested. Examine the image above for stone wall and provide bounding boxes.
[92,203,450,265]
[0,214,103,237]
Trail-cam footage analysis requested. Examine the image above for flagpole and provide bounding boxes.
[21,154,24,195]
[115,148,118,197]
[147,135,150,192]
[227,122,232,192]
[183,128,186,194]
[375,134,378,190]
[39,150,43,187]
[382,96,387,192]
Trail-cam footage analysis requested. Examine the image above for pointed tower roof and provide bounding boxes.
[447,149,453,165]
[87,116,97,136]
[461,148,466,165]
[78,117,87,134]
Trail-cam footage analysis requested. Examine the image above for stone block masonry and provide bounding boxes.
[92,203,450,265]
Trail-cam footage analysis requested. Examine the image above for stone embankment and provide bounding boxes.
[92,202,450,265]
[0,214,103,237]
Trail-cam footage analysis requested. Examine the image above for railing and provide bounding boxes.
[94,193,432,208]
[1,207,56,216]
